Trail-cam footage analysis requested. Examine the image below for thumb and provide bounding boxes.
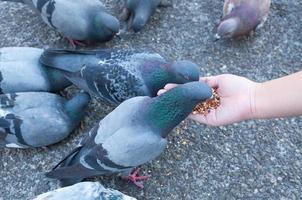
[188,113,215,126]
[200,75,221,88]
[157,83,178,96]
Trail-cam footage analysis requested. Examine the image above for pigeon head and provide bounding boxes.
[131,1,155,32]
[132,12,151,32]
[215,4,263,39]
[145,81,212,137]
[93,12,120,41]
[169,60,200,83]
[65,92,91,123]
[144,60,200,96]
[216,17,240,39]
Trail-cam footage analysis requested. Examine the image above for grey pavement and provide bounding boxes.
[0,0,301,199]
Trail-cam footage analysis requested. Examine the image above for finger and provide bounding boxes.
[189,110,219,126]
[199,76,208,82]
[157,89,167,96]
[200,76,220,88]
[188,113,209,124]
[164,83,178,90]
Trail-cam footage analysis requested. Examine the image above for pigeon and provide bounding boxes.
[120,0,162,32]
[45,81,212,187]
[1,0,120,45]
[33,182,136,200]
[0,47,71,93]
[215,0,271,39]
[0,92,90,148]
[40,49,200,106]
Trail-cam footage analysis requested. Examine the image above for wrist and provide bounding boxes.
[249,82,263,120]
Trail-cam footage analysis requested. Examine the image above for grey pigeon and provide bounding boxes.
[0,92,90,148]
[1,0,120,44]
[34,182,136,200]
[40,49,200,106]
[121,0,161,32]
[45,81,212,187]
[0,47,70,93]
[215,0,271,39]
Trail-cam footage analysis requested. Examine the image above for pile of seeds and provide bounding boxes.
[193,89,221,115]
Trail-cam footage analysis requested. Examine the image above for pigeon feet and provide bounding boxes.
[122,168,151,189]
[66,38,86,48]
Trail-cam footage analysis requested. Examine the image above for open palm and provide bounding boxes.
[158,74,257,126]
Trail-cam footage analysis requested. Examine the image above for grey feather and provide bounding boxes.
[0,92,90,148]
[40,49,201,106]
[3,0,120,42]
[45,82,212,186]
[0,47,70,93]
[33,182,136,200]
[0,0,25,2]
[215,0,271,39]
[122,0,161,32]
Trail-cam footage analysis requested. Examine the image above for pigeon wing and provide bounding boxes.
[80,63,144,105]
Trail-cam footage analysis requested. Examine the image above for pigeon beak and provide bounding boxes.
[116,24,128,36]
[214,33,221,42]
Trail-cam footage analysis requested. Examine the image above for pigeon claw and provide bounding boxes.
[122,168,151,189]
[66,38,86,48]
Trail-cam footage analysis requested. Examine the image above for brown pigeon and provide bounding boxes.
[215,0,271,39]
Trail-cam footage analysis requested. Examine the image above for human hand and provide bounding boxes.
[158,74,258,126]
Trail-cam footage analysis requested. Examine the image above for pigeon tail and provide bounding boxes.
[40,49,103,72]
[59,178,84,187]
[45,147,85,186]
[45,146,103,183]
[46,163,103,187]
[50,146,82,171]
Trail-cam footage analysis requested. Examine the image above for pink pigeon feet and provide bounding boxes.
[66,37,86,48]
[122,168,151,189]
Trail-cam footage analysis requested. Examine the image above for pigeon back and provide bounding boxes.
[0,47,49,93]
[0,92,78,148]
[33,182,137,200]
